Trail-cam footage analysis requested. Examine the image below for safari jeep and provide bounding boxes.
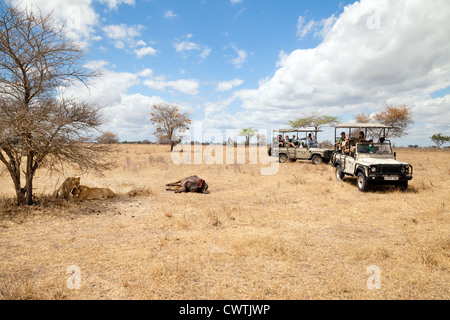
[269,129,333,164]
[331,123,413,192]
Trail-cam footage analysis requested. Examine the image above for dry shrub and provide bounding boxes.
[148,155,166,164]
[127,187,156,197]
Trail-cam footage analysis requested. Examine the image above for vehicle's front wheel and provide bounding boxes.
[311,154,323,165]
[335,165,345,182]
[357,172,368,192]
[279,154,287,163]
[397,181,408,191]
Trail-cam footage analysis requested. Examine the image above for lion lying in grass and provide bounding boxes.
[70,185,116,201]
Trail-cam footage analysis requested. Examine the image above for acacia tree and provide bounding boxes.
[355,104,413,139]
[96,132,119,144]
[289,112,340,140]
[430,133,450,148]
[0,3,109,205]
[150,103,191,151]
[374,104,413,138]
[238,127,257,146]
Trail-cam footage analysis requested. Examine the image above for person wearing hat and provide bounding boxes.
[336,131,346,151]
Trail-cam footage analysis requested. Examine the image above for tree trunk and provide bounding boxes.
[25,152,34,205]
[11,173,25,206]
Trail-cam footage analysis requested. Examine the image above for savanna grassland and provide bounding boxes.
[0,145,449,300]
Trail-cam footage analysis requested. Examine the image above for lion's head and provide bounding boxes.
[55,177,81,199]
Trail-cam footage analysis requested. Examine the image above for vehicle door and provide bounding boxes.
[295,146,310,160]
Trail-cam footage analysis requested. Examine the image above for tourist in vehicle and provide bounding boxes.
[358,139,374,153]
[285,135,295,147]
[336,132,346,150]
[343,137,351,154]
[307,133,315,147]
[291,135,299,147]
[278,134,284,147]
[357,131,366,142]
[378,137,390,153]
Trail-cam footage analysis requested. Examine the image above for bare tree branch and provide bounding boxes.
[0,3,109,205]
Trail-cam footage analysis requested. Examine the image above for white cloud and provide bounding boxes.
[230,45,247,68]
[102,93,165,141]
[103,23,147,51]
[174,38,211,60]
[61,69,140,106]
[134,46,157,58]
[174,41,200,52]
[103,24,143,40]
[296,16,315,39]
[200,47,212,60]
[164,10,178,19]
[12,0,99,46]
[98,0,135,10]
[230,0,243,4]
[144,78,199,96]
[57,64,168,141]
[297,14,338,40]
[216,79,244,92]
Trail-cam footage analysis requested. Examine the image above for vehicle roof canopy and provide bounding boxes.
[277,129,322,133]
[335,122,391,129]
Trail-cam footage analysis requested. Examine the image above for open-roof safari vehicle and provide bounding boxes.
[330,123,413,192]
[269,129,333,164]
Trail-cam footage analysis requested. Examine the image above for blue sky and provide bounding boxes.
[14,0,450,146]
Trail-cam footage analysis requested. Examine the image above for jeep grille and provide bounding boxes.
[380,165,401,175]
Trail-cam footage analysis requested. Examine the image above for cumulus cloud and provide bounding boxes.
[174,37,212,61]
[174,41,200,52]
[216,79,244,92]
[60,65,141,106]
[208,0,450,145]
[229,45,248,68]
[57,63,169,141]
[103,93,165,141]
[98,0,135,10]
[12,0,99,46]
[164,10,178,19]
[296,16,315,39]
[102,23,145,50]
[296,15,338,40]
[144,78,199,96]
[103,24,142,40]
[134,46,157,58]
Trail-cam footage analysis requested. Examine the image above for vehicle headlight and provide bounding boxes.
[369,166,377,173]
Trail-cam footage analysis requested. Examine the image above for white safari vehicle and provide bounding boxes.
[330,123,413,192]
[268,129,333,164]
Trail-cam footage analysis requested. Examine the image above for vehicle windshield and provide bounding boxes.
[357,142,392,154]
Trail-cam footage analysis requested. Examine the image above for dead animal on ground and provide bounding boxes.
[166,175,210,194]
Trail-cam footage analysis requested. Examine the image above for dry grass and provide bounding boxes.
[0,145,449,300]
